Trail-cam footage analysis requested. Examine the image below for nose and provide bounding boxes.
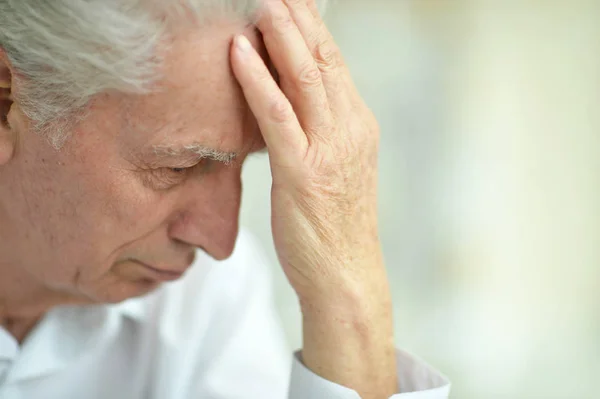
[168,167,242,260]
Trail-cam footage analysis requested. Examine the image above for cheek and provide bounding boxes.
[56,170,176,286]
[10,150,172,278]
[81,168,175,252]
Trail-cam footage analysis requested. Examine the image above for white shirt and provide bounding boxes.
[0,229,450,399]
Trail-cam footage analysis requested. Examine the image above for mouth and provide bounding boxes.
[133,261,189,282]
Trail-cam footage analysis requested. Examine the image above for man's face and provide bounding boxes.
[0,19,266,303]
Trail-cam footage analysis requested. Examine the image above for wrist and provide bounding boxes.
[296,253,390,315]
[299,268,394,342]
[299,265,398,399]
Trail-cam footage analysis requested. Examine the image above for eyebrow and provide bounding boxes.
[151,144,237,164]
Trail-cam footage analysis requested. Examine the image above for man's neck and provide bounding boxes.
[0,260,86,342]
[0,315,43,344]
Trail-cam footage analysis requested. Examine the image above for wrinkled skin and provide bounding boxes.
[0,19,267,312]
[0,1,397,397]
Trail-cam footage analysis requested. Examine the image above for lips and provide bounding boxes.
[143,264,185,280]
[133,261,190,282]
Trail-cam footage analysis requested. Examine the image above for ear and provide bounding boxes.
[0,52,17,166]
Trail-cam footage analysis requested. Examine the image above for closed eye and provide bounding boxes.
[169,157,212,174]
[149,159,213,190]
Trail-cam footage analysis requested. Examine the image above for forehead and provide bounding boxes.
[119,18,265,157]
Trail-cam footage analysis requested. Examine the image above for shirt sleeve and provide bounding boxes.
[289,349,451,399]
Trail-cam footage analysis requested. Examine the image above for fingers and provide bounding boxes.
[281,0,356,111]
[230,35,307,167]
[284,0,339,72]
[257,1,333,134]
[305,0,321,17]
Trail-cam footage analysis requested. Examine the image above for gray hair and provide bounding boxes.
[0,0,328,147]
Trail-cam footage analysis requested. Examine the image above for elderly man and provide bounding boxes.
[0,0,449,398]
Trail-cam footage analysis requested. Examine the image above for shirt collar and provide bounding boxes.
[106,294,150,324]
[4,293,152,384]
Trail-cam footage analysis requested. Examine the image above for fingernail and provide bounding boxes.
[236,35,252,52]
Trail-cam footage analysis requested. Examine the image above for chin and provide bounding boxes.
[87,279,163,305]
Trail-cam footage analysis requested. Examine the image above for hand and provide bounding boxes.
[232,0,381,302]
[231,1,397,397]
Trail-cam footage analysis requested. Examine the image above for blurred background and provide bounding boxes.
[240,0,600,397]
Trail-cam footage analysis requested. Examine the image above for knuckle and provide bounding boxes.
[297,62,322,88]
[268,97,293,124]
[315,40,339,70]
